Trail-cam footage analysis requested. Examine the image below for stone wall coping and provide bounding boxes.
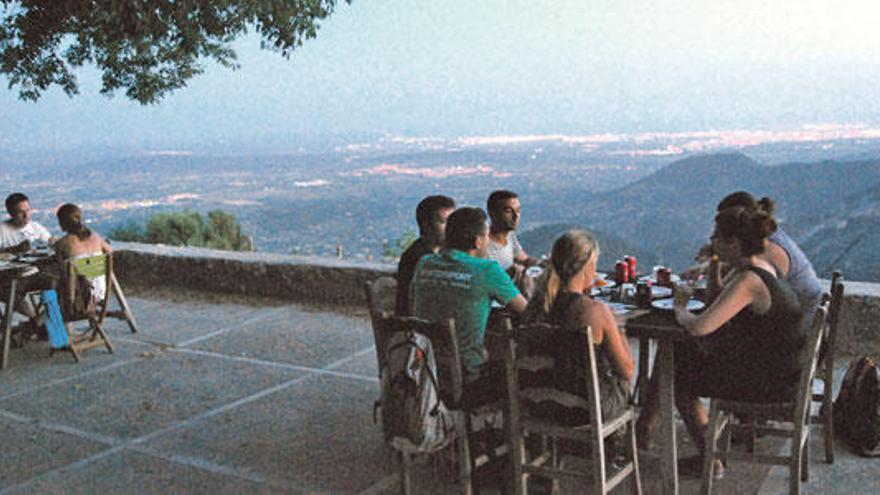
[111,241,878,297]
[111,241,395,273]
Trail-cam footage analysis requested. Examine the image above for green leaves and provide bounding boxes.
[109,209,252,251]
[0,0,348,103]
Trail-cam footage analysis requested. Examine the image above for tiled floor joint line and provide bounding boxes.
[177,306,288,348]
[169,346,378,383]
[322,345,376,371]
[0,409,121,447]
[0,358,139,403]
[0,374,315,494]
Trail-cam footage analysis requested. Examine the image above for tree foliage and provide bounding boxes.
[0,0,348,104]
[109,209,251,251]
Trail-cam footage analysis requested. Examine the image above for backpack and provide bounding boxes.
[833,356,880,456]
[375,329,452,453]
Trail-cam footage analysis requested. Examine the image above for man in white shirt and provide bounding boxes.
[0,193,53,254]
[486,190,540,296]
[0,193,56,340]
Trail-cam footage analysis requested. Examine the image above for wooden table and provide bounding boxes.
[0,253,56,370]
[621,308,691,495]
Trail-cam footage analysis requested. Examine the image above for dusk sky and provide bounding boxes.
[3,0,880,153]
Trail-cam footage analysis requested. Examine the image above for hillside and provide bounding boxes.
[550,153,880,276]
[518,223,659,272]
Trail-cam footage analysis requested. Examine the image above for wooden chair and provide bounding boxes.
[701,297,831,495]
[502,318,642,495]
[52,253,116,362]
[811,272,844,463]
[99,271,141,333]
[364,276,398,375]
[374,312,510,494]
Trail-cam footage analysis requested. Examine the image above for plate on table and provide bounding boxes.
[651,298,705,312]
[525,266,544,278]
[605,301,637,315]
[651,285,673,298]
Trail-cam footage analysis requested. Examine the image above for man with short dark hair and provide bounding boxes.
[0,193,54,254]
[411,207,527,406]
[0,193,55,339]
[486,190,538,271]
[395,195,455,316]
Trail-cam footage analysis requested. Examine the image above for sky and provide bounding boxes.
[2,0,880,154]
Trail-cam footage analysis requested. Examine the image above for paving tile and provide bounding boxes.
[143,374,396,493]
[0,351,304,440]
[188,307,374,369]
[101,297,266,347]
[0,337,147,401]
[0,414,108,489]
[4,448,274,495]
[331,347,379,378]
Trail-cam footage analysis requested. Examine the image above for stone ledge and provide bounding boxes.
[110,242,879,356]
[111,241,394,308]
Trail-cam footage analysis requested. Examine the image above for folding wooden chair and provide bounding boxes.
[51,253,115,362]
[502,318,642,495]
[701,296,831,495]
[374,312,510,494]
[811,272,844,463]
[99,271,141,333]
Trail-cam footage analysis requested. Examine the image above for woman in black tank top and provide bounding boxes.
[637,203,804,477]
[525,229,635,423]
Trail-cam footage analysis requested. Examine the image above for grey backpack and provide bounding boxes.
[380,330,452,453]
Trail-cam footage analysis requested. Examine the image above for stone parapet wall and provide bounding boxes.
[111,242,394,308]
[111,242,879,356]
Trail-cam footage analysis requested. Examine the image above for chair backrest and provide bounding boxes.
[376,312,464,408]
[62,253,113,320]
[364,276,398,373]
[794,296,831,419]
[825,272,845,360]
[506,319,604,428]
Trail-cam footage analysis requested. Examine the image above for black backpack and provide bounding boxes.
[833,356,880,456]
[375,330,452,453]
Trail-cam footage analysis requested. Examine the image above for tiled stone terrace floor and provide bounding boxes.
[0,289,875,494]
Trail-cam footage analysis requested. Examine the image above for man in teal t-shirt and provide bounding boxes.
[412,207,527,406]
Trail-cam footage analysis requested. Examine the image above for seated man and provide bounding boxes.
[0,193,56,338]
[395,195,455,316]
[411,207,527,407]
[0,192,54,253]
[486,190,540,295]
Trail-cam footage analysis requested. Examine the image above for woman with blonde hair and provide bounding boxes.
[525,229,634,423]
[55,203,112,302]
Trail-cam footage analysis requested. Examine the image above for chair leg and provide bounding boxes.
[110,274,140,333]
[627,416,643,495]
[400,451,413,494]
[701,402,723,495]
[801,430,810,483]
[457,417,474,495]
[822,375,835,464]
[90,319,114,354]
[62,322,82,363]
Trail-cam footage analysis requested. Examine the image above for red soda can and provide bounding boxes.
[625,255,637,280]
[615,260,629,284]
[656,266,671,287]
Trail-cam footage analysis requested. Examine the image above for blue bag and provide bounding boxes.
[41,290,70,349]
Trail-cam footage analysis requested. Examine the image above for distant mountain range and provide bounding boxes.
[520,152,880,280]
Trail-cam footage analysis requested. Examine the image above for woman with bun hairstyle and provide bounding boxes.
[55,203,112,302]
[525,229,634,423]
[639,202,805,477]
[712,191,823,318]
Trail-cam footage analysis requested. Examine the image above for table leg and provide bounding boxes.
[636,336,651,405]
[656,340,679,495]
[1,278,18,370]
